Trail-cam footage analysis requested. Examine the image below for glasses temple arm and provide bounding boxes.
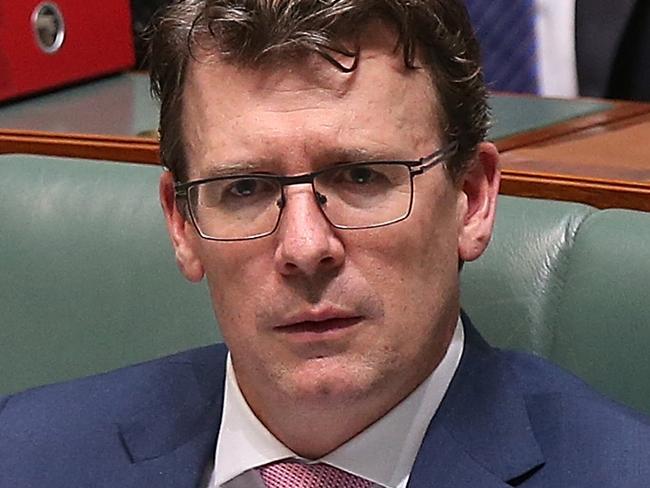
[412,141,459,175]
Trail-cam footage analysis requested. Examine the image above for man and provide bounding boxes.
[1,1,650,487]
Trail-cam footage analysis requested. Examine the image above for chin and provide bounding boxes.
[279,356,383,405]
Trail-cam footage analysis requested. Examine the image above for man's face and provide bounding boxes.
[161,25,499,418]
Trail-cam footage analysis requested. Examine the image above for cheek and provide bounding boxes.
[356,191,459,291]
[198,243,275,332]
[348,188,461,334]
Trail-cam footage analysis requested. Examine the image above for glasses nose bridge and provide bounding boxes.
[276,170,330,222]
[277,171,323,204]
[279,171,317,189]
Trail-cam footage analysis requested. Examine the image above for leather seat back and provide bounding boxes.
[550,209,650,414]
[0,154,218,395]
[462,198,650,414]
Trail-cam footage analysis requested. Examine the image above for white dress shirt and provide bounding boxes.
[535,0,578,97]
[208,318,465,488]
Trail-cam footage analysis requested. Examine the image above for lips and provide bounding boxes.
[278,316,362,334]
[274,308,363,337]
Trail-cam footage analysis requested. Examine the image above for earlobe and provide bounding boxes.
[457,142,500,262]
[159,171,205,282]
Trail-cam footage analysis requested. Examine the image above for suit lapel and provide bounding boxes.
[408,315,544,488]
[116,345,228,487]
[575,0,638,96]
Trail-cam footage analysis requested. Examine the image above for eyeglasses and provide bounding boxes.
[175,142,458,241]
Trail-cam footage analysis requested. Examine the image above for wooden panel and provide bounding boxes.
[500,112,650,210]
[0,129,159,164]
[495,101,650,152]
[501,172,650,212]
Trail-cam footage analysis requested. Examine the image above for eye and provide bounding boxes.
[228,178,262,197]
[344,166,378,185]
[327,164,396,188]
[319,163,405,192]
[222,177,278,200]
[318,163,408,196]
[196,177,275,205]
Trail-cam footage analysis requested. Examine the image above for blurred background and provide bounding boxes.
[463,0,650,101]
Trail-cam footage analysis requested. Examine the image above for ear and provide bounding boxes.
[159,170,205,282]
[457,142,500,262]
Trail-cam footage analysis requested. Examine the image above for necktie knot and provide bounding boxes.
[258,459,374,488]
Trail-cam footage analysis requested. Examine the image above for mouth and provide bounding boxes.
[274,309,364,341]
[278,316,362,334]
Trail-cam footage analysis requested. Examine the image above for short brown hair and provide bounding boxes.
[148,0,488,182]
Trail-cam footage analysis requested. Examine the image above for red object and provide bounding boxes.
[0,1,135,102]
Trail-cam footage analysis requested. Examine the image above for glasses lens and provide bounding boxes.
[189,176,281,240]
[314,163,412,228]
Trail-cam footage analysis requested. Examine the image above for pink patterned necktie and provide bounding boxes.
[258,459,374,488]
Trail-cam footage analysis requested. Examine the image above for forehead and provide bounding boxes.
[180,23,441,177]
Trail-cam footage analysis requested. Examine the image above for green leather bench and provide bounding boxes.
[2,154,650,416]
[1,155,217,395]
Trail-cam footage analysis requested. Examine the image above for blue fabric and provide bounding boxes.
[2,314,650,487]
[465,0,540,93]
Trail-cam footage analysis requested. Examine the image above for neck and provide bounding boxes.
[261,392,404,458]
[239,342,451,459]
[258,391,411,459]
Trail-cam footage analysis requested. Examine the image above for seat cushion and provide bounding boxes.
[551,209,650,414]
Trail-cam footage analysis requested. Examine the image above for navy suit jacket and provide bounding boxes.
[2,316,650,487]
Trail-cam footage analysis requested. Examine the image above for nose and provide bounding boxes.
[273,185,345,277]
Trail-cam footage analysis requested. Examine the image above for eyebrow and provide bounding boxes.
[201,160,274,178]
[321,147,413,163]
[326,147,373,162]
[199,147,410,178]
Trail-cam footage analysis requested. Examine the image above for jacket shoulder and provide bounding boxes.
[501,349,650,482]
[0,344,227,441]
[0,344,227,486]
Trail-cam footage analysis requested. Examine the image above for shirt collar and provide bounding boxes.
[213,318,464,487]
